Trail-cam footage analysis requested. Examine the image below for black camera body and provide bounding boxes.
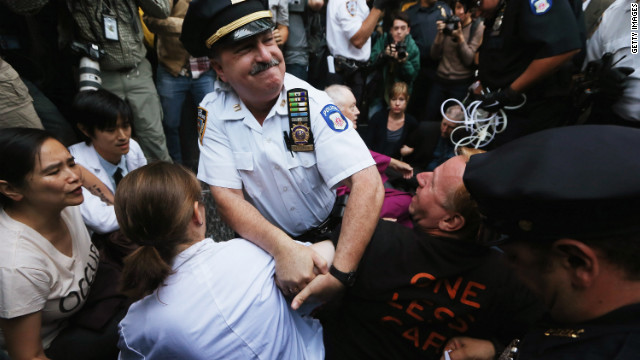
[442,15,461,36]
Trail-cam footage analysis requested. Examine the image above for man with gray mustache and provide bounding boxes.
[181,0,383,309]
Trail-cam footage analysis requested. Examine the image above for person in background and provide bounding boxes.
[268,0,290,47]
[475,0,584,147]
[284,0,324,81]
[116,162,332,359]
[426,104,464,171]
[326,84,414,228]
[0,128,119,360]
[366,81,419,161]
[368,11,420,117]
[69,89,147,235]
[426,0,483,122]
[404,0,452,120]
[325,0,386,112]
[66,0,172,162]
[144,0,216,164]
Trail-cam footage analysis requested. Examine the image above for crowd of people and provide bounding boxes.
[1,0,639,359]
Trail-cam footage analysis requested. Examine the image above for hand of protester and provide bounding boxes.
[440,337,496,360]
[273,28,284,46]
[479,87,523,113]
[274,241,329,297]
[400,145,414,157]
[389,158,414,179]
[291,271,344,310]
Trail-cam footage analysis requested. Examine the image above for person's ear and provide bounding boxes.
[552,239,599,289]
[210,58,227,83]
[192,201,204,226]
[438,212,465,232]
[0,180,24,202]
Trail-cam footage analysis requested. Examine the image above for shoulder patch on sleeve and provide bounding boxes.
[321,104,349,132]
[197,107,208,145]
[346,0,357,16]
[530,0,551,15]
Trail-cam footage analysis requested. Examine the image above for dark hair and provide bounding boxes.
[72,89,133,144]
[577,235,640,280]
[0,128,56,206]
[115,162,201,301]
[456,0,475,13]
[391,11,410,26]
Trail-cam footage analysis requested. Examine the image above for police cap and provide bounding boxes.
[463,125,640,242]
[181,0,274,57]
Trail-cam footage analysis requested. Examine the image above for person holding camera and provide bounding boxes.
[426,0,483,122]
[368,12,420,118]
[67,0,172,163]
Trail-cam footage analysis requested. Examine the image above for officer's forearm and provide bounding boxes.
[333,165,384,272]
[350,8,383,49]
[210,185,292,255]
[510,49,580,93]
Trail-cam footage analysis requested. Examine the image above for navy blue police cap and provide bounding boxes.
[181,0,275,57]
[463,125,640,242]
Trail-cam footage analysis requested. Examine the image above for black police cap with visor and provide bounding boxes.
[462,125,640,245]
[181,0,276,58]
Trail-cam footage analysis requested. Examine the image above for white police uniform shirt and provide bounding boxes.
[584,0,640,122]
[69,139,147,234]
[118,238,324,360]
[326,0,371,62]
[197,73,374,236]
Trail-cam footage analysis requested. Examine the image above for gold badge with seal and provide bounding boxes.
[285,88,314,152]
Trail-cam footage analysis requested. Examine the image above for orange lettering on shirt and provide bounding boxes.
[388,292,403,310]
[421,331,447,351]
[402,326,421,348]
[460,281,486,309]
[433,306,455,321]
[406,300,425,321]
[410,272,436,287]
[381,316,403,326]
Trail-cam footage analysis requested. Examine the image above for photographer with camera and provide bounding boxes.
[368,12,420,118]
[67,0,172,163]
[426,0,483,122]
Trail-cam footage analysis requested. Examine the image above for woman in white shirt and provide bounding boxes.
[115,162,332,359]
[0,128,117,359]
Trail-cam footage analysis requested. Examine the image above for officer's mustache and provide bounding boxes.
[250,58,280,75]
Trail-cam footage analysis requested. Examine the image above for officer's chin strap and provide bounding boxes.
[441,89,526,151]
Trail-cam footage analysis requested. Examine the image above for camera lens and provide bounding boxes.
[79,57,102,91]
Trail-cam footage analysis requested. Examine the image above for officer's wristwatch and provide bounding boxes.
[329,265,357,287]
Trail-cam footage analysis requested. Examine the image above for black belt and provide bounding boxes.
[293,194,349,243]
[333,55,367,75]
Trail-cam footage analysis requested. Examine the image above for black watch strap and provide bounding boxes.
[329,265,357,287]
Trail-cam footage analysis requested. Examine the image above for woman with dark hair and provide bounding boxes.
[68,89,146,234]
[0,128,118,359]
[116,162,331,359]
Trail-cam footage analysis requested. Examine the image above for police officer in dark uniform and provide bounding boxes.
[475,0,585,147]
[447,125,640,359]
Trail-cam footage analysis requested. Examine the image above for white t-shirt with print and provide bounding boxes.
[0,206,98,349]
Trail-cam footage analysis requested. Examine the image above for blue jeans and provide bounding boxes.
[156,64,215,163]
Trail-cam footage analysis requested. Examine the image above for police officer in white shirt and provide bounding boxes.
[325,0,388,110]
[181,0,384,309]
